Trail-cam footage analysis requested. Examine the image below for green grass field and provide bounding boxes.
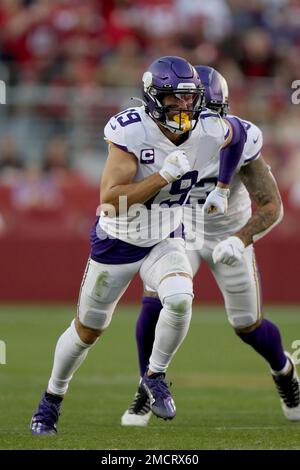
[1,304,300,450]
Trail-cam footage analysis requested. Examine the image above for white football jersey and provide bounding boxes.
[99,106,230,247]
[183,115,263,244]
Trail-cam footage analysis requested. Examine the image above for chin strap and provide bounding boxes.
[160,121,186,135]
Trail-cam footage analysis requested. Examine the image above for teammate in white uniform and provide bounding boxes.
[30,57,248,434]
[121,66,300,427]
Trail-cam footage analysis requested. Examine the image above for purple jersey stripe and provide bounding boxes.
[200,112,221,119]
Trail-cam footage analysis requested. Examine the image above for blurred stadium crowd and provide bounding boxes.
[0,0,299,217]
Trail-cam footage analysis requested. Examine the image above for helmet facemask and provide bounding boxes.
[204,99,229,117]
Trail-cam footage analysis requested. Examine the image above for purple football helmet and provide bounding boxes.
[142,56,205,134]
[194,65,229,117]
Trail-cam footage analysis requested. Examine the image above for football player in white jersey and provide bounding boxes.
[30,57,248,434]
[121,66,300,427]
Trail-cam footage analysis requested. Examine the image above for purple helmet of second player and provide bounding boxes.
[194,65,229,117]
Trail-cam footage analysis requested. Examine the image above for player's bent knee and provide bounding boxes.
[158,273,193,300]
[233,317,263,334]
[78,292,115,331]
[78,305,114,331]
[228,313,260,331]
[164,292,193,316]
[158,272,193,315]
[75,317,102,345]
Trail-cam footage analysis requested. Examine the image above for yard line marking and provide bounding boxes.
[215,426,287,430]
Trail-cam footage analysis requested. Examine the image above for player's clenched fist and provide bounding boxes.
[159,150,190,183]
[212,236,245,266]
[202,186,230,216]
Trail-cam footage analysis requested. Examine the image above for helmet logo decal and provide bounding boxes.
[142,71,153,91]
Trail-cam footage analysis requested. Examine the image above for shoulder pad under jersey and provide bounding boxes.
[104,107,146,153]
[199,109,228,142]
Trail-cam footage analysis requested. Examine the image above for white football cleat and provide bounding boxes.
[272,352,300,421]
[121,386,152,427]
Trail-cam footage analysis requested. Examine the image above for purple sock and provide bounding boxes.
[136,296,162,376]
[236,318,287,371]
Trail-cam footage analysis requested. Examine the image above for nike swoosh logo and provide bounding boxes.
[110,122,117,130]
[253,135,259,144]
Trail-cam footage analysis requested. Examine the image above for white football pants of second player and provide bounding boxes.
[188,240,262,330]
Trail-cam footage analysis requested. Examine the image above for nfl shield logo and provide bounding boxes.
[140,149,154,164]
